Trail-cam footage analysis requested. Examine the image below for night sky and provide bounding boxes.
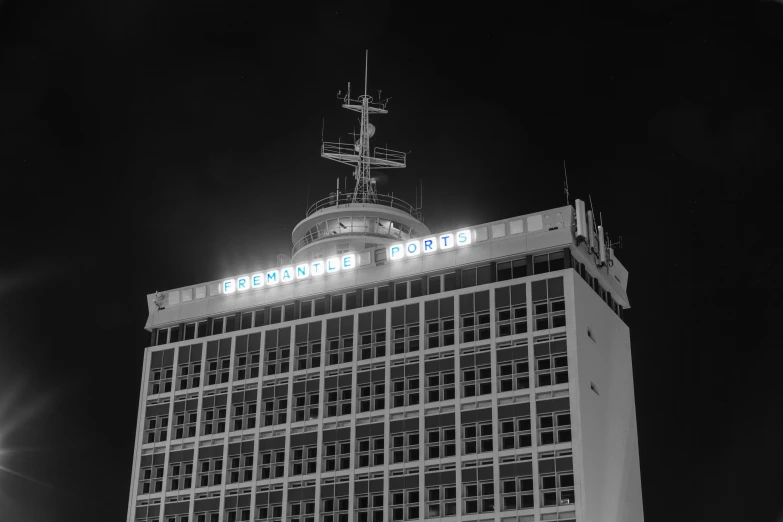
[1,1,782,520]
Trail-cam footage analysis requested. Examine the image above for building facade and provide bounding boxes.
[128,197,644,522]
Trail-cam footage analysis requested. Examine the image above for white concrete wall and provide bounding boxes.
[569,272,644,522]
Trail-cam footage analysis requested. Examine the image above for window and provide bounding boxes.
[205,339,231,386]
[425,482,456,518]
[394,281,408,301]
[331,294,344,313]
[495,283,527,337]
[197,320,208,339]
[497,345,529,393]
[377,285,390,305]
[196,447,223,488]
[195,512,219,522]
[346,292,358,311]
[177,344,202,390]
[463,479,494,514]
[200,394,227,435]
[300,301,313,319]
[459,291,491,343]
[144,407,169,444]
[226,506,251,522]
[357,369,386,413]
[535,340,568,387]
[426,425,456,459]
[148,348,174,395]
[354,492,382,522]
[292,381,320,422]
[265,327,292,376]
[172,398,198,439]
[228,442,254,483]
[425,362,455,403]
[156,327,169,346]
[443,272,457,292]
[240,311,253,330]
[314,298,326,317]
[326,316,354,366]
[270,306,282,324]
[212,314,236,335]
[533,250,565,275]
[390,487,419,521]
[501,475,534,511]
[258,442,286,480]
[322,429,351,472]
[289,444,318,476]
[294,321,323,371]
[532,277,565,331]
[256,495,283,522]
[362,288,375,308]
[138,461,164,494]
[230,390,257,431]
[410,279,423,298]
[358,310,386,361]
[390,364,420,408]
[538,411,571,445]
[391,303,420,355]
[461,267,477,288]
[462,421,493,454]
[390,420,419,464]
[496,257,527,281]
[288,499,315,522]
[424,297,455,349]
[261,383,289,427]
[168,458,194,491]
[540,466,574,506]
[427,275,441,295]
[356,435,384,468]
[234,333,261,381]
[498,405,532,450]
[460,355,492,398]
[324,375,352,418]
[323,493,350,522]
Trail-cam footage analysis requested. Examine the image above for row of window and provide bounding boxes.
[140,415,570,496]
[144,355,568,443]
[145,469,574,522]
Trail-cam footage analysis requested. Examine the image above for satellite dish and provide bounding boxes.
[367,123,376,138]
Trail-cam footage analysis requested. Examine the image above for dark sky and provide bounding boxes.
[1,0,782,521]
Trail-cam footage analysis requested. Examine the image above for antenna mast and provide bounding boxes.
[321,51,407,205]
[563,160,570,205]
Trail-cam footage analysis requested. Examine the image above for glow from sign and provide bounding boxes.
[237,276,250,291]
[311,260,324,276]
[266,270,279,285]
[456,229,472,246]
[223,279,235,294]
[422,237,437,253]
[439,233,454,250]
[342,253,355,269]
[251,273,264,288]
[326,257,340,274]
[405,240,421,257]
[281,266,294,283]
[296,264,309,279]
[389,244,404,260]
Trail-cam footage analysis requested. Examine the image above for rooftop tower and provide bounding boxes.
[291,52,430,263]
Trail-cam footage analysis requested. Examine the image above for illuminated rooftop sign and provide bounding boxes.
[220,228,474,296]
[223,253,356,294]
[389,229,472,260]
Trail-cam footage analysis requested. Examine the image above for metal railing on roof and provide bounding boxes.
[305,192,420,219]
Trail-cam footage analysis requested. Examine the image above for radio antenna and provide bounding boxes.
[563,160,570,205]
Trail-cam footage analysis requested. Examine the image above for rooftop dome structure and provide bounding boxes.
[291,52,430,263]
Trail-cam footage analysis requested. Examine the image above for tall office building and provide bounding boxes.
[129,65,644,522]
